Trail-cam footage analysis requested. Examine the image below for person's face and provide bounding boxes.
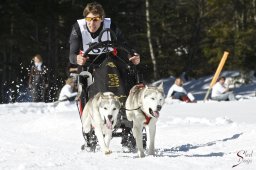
[219,79,225,85]
[85,13,103,33]
[175,79,183,86]
[34,57,41,64]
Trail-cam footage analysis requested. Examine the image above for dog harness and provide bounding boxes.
[129,84,152,124]
[142,111,151,125]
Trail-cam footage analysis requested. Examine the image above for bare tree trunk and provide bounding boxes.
[145,0,157,80]
[252,0,256,23]
[156,37,163,57]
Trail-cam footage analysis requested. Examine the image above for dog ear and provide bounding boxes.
[139,86,147,106]
[114,96,122,108]
[114,95,119,100]
[157,81,164,93]
[97,92,103,106]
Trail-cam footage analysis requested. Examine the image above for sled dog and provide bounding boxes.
[126,83,165,157]
[81,92,121,154]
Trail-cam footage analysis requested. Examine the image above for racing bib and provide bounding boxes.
[77,18,113,55]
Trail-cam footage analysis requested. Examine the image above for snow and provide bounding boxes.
[1,72,256,170]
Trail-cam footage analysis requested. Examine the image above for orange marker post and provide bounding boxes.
[204,51,229,101]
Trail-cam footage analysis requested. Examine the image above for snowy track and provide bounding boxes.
[0,99,256,170]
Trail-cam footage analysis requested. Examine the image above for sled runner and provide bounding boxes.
[75,28,146,152]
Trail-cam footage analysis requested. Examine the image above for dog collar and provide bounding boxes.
[142,111,151,125]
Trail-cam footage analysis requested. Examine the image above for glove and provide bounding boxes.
[129,53,140,65]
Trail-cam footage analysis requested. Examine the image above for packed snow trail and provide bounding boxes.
[0,100,256,170]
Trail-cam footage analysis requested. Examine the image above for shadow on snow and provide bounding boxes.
[156,133,243,158]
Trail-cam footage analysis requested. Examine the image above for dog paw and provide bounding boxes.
[138,151,145,158]
[104,149,112,155]
[148,149,155,155]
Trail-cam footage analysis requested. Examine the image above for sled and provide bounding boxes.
[75,28,146,152]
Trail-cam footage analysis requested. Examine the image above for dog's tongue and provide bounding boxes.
[106,119,112,129]
[153,111,159,118]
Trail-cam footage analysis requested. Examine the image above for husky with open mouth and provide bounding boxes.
[126,83,165,157]
[81,92,121,154]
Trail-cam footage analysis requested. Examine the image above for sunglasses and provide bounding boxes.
[85,17,102,22]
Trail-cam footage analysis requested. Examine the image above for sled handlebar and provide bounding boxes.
[82,28,133,57]
[82,41,132,58]
[98,28,117,43]
[77,28,136,73]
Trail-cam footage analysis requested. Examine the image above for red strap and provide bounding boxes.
[136,83,145,88]
[142,111,151,125]
[112,48,117,56]
[79,99,83,117]
[181,96,191,103]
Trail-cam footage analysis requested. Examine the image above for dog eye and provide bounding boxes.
[151,97,155,100]
[113,108,117,110]
[104,107,107,110]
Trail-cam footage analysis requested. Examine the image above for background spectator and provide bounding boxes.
[211,76,236,101]
[166,77,195,102]
[58,77,77,101]
[28,54,48,102]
